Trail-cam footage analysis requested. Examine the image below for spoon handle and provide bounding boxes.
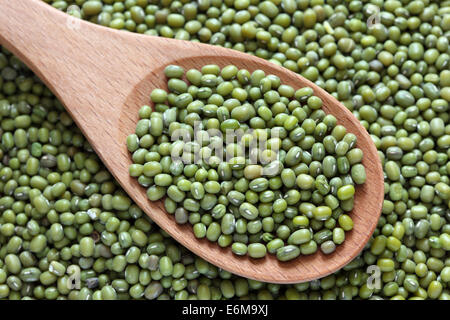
[0,0,98,94]
[0,0,222,135]
[0,0,174,147]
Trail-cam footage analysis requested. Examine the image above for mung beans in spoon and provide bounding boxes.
[127,64,367,262]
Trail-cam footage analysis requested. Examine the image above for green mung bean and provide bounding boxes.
[0,0,447,301]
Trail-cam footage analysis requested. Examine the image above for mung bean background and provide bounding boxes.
[0,0,448,300]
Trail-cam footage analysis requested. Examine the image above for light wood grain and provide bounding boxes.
[0,0,384,283]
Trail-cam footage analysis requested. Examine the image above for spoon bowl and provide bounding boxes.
[0,0,384,283]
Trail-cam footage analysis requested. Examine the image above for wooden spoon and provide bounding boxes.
[0,0,384,283]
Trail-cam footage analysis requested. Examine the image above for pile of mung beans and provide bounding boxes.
[0,0,447,300]
[127,64,366,261]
